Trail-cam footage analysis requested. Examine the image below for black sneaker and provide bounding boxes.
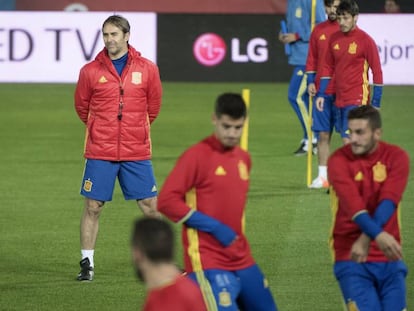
[77,258,94,281]
[293,142,307,156]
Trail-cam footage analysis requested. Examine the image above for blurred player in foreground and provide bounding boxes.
[158,93,278,310]
[316,0,383,145]
[74,15,162,281]
[328,105,409,311]
[279,0,326,156]
[305,0,340,188]
[131,217,207,311]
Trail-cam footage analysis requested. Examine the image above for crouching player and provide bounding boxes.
[328,105,409,311]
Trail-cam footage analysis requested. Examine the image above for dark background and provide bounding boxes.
[157,14,291,82]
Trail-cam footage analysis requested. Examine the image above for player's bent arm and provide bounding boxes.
[183,210,237,247]
[353,211,382,239]
[146,62,162,124]
[157,150,199,222]
[373,199,396,227]
[74,68,92,124]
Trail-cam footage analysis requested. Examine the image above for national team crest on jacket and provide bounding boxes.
[238,160,249,181]
[373,161,387,182]
[348,42,357,54]
[131,72,142,85]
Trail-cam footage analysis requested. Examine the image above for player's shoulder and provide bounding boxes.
[380,141,410,160]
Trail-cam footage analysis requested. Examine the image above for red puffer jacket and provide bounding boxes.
[75,46,162,161]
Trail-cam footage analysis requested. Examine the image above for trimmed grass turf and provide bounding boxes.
[0,83,413,310]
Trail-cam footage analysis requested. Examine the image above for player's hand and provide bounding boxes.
[279,33,297,44]
[315,96,325,111]
[308,83,316,97]
[375,231,402,261]
[350,233,370,263]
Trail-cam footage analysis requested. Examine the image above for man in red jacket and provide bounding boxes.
[74,15,162,281]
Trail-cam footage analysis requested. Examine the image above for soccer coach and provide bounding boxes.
[74,15,162,281]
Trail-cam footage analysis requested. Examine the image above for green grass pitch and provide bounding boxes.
[0,83,413,310]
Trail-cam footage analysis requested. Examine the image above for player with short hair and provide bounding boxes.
[279,0,326,155]
[306,0,340,188]
[74,15,162,281]
[158,93,278,310]
[328,105,409,311]
[316,0,383,144]
[131,217,207,311]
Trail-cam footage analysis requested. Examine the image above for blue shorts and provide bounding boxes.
[334,261,407,311]
[311,94,339,133]
[188,265,277,311]
[337,105,359,138]
[80,159,157,202]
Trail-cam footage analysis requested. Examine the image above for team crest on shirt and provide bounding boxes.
[373,161,387,182]
[83,178,93,192]
[348,42,357,54]
[218,289,232,307]
[346,299,360,311]
[131,72,142,85]
[354,171,364,181]
[238,160,249,181]
[319,34,327,41]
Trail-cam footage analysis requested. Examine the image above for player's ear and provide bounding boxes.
[374,128,382,141]
[124,31,130,42]
[212,113,217,125]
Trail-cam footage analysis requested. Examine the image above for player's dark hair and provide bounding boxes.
[102,15,130,34]
[337,0,359,16]
[324,0,334,7]
[131,218,174,263]
[348,105,382,130]
[215,93,247,119]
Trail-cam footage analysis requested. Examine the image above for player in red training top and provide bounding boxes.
[328,105,409,311]
[158,93,278,311]
[131,217,207,311]
[316,0,383,144]
[305,0,340,189]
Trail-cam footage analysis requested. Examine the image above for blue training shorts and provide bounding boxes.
[312,94,339,134]
[188,265,278,311]
[337,105,359,138]
[334,260,407,311]
[80,159,157,202]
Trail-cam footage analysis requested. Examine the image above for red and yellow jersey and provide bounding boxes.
[322,26,383,107]
[143,275,207,311]
[328,142,410,262]
[158,135,255,272]
[305,19,339,94]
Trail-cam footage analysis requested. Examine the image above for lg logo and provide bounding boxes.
[193,33,268,67]
[193,33,226,66]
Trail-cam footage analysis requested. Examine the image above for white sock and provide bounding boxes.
[318,166,328,180]
[81,249,94,267]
